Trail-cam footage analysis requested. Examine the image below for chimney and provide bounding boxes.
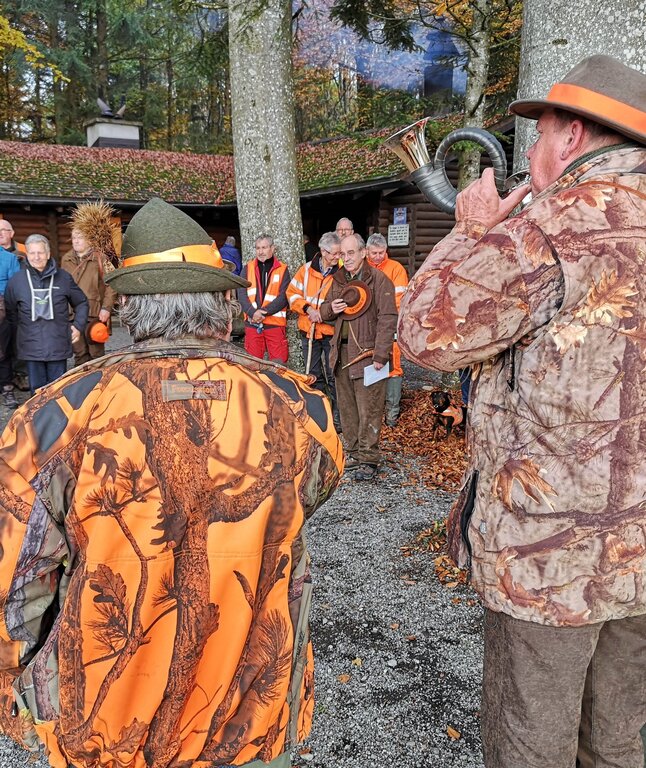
[84,117,143,149]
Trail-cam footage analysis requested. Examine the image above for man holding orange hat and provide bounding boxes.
[61,204,118,365]
[320,232,397,480]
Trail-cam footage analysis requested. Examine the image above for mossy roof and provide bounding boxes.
[0,113,508,206]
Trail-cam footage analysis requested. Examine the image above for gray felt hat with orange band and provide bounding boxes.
[105,197,250,295]
[510,54,646,146]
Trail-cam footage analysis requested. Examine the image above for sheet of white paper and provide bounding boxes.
[363,362,390,386]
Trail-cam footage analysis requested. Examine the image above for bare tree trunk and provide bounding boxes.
[228,0,303,274]
[457,0,491,190]
[513,0,646,170]
[228,0,304,366]
[95,0,109,97]
[166,53,174,151]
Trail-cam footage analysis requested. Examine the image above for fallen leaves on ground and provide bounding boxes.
[414,519,470,589]
[446,725,461,740]
[382,388,467,491]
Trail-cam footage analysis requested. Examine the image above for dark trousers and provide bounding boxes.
[26,360,67,394]
[335,344,386,466]
[0,313,12,387]
[301,334,337,415]
[482,609,646,768]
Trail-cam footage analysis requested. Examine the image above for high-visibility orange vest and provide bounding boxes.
[287,260,336,338]
[368,255,409,377]
[243,259,288,327]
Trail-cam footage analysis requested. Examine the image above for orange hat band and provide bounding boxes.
[121,242,226,269]
[547,83,646,136]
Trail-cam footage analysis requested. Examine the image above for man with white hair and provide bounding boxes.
[0,218,25,258]
[335,217,354,239]
[0,198,343,768]
[366,233,409,427]
[4,234,88,393]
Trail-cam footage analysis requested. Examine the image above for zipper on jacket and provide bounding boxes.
[460,470,478,560]
[505,344,516,391]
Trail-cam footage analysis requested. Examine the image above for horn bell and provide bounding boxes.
[383,117,433,173]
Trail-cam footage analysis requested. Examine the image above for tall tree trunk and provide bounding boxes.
[513,0,646,169]
[166,54,174,151]
[228,0,304,367]
[49,19,66,143]
[457,0,491,190]
[228,0,303,274]
[95,0,109,97]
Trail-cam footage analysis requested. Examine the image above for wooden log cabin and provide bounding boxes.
[0,116,514,277]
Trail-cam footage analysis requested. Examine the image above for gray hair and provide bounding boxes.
[318,231,341,252]
[366,233,387,249]
[25,234,50,253]
[335,218,353,230]
[255,233,274,247]
[342,232,365,250]
[119,291,241,342]
[225,236,236,246]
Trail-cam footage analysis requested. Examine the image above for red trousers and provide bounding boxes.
[243,325,289,363]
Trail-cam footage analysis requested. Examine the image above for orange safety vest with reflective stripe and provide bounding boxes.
[243,259,288,327]
[367,255,409,377]
[287,260,336,338]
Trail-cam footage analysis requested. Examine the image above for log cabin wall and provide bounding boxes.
[376,164,459,278]
[0,204,239,264]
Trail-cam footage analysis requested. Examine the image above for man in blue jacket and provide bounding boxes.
[5,234,88,394]
[0,245,20,407]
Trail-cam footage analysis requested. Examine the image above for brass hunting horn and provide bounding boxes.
[384,118,522,215]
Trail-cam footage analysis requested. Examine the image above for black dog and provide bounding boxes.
[430,391,463,440]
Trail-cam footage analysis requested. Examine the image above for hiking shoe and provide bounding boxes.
[12,373,30,392]
[353,464,377,481]
[385,415,398,427]
[344,456,361,471]
[2,386,18,409]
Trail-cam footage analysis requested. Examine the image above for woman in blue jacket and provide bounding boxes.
[5,234,88,394]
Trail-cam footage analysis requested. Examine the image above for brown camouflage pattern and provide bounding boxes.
[0,338,343,766]
[398,146,646,627]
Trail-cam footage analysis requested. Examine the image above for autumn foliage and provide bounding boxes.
[382,387,467,490]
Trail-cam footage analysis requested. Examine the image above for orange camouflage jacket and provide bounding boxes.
[0,338,343,767]
[399,146,646,627]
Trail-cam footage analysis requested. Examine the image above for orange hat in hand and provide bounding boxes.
[87,320,110,344]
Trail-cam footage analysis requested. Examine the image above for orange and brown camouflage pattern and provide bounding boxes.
[0,338,343,767]
[399,146,646,627]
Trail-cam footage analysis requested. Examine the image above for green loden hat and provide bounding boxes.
[105,198,250,295]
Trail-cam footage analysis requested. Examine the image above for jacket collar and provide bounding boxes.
[26,258,56,280]
[534,145,646,203]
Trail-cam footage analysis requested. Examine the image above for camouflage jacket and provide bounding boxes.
[0,338,343,767]
[398,146,646,627]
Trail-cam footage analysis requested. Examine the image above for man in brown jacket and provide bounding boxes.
[61,227,117,364]
[320,233,397,480]
[398,55,646,768]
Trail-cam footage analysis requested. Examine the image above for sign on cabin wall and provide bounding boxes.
[393,207,407,225]
[388,224,410,247]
